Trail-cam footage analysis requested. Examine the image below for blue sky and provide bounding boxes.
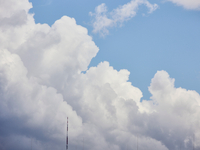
[29,0,200,99]
[1,0,200,150]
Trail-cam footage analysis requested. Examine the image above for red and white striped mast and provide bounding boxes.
[66,117,68,150]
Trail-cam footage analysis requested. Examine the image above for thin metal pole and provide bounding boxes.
[66,117,68,150]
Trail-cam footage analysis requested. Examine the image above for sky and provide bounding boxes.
[28,0,200,100]
[0,0,200,150]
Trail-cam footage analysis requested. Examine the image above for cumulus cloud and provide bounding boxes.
[166,0,200,10]
[89,0,158,36]
[146,70,200,149]
[0,0,200,150]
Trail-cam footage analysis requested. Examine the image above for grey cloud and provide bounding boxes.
[0,10,27,27]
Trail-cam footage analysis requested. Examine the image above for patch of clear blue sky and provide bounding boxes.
[29,0,200,100]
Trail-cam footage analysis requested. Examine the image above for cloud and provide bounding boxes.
[89,0,158,36]
[146,70,200,149]
[166,0,200,10]
[0,49,82,150]
[0,0,200,150]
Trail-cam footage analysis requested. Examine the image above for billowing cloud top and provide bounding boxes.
[0,0,200,150]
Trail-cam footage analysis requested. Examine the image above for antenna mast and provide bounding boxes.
[66,117,68,150]
[83,137,84,150]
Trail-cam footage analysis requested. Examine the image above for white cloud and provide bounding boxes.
[89,0,158,36]
[166,0,200,10]
[147,70,200,149]
[0,48,83,149]
[0,0,200,150]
